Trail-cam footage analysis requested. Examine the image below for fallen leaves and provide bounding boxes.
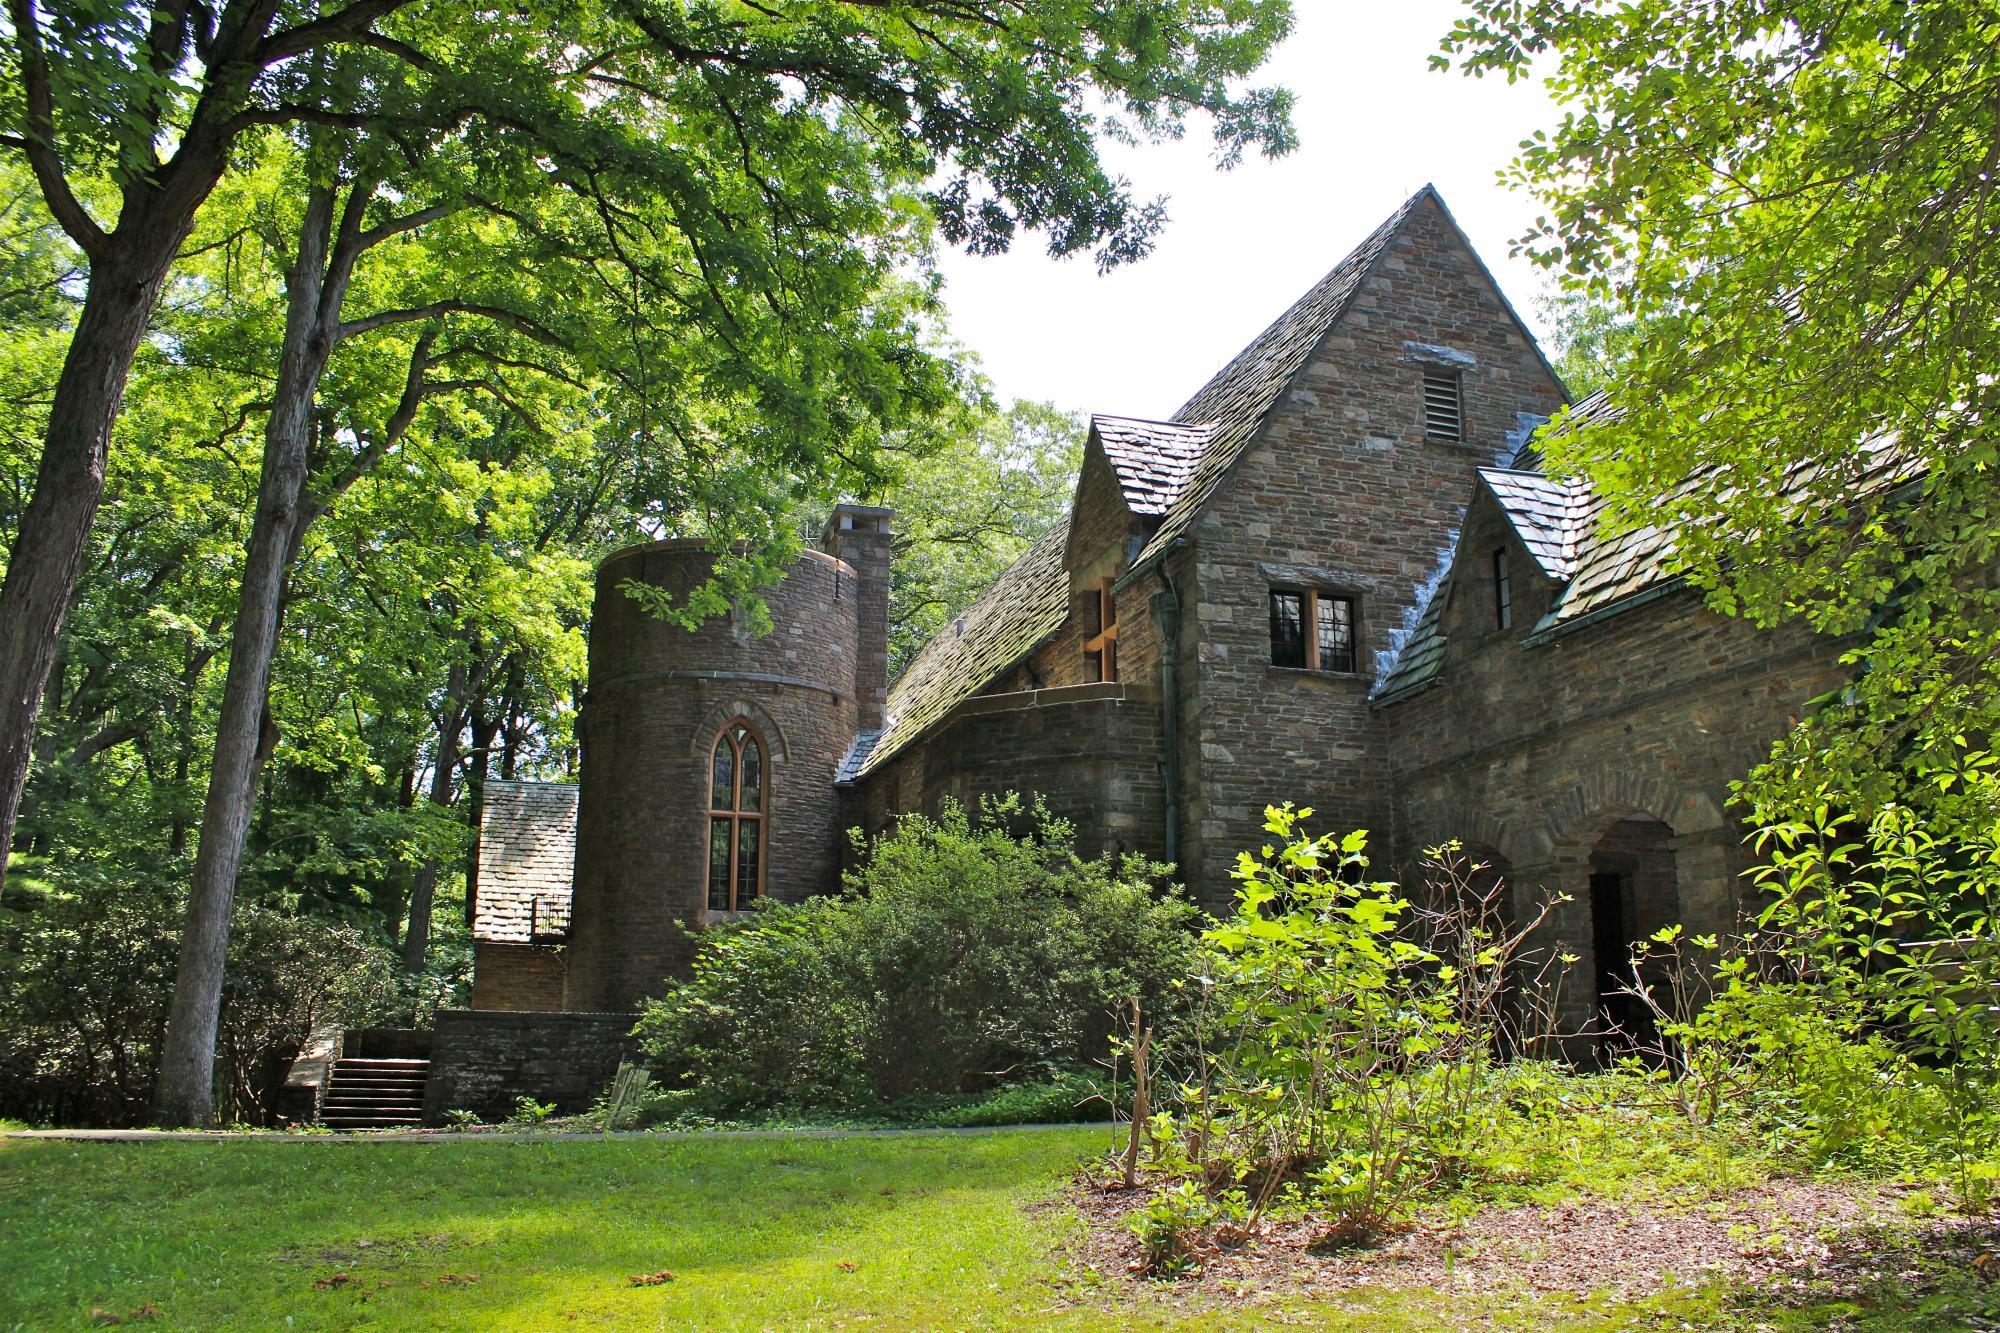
[312,1272,354,1290]
[88,1305,160,1326]
[837,1261,859,1272]
[629,1270,676,1287]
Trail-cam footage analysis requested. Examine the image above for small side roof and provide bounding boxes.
[1478,468,1590,581]
[1093,415,1214,516]
[472,780,577,944]
[1375,389,1913,701]
[853,515,1073,779]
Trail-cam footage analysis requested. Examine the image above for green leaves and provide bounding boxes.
[1441,0,2000,830]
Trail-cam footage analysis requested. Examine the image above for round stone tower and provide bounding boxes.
[563,506,893,1012]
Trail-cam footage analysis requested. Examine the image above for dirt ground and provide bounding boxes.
[1067,1173,2000,1314]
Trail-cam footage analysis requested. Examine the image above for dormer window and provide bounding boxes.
[1423,366,1464,441]
[1085,578,1118,683]
[1494,548,1513,630]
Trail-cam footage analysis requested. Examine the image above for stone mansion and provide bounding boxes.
[468,185,1852,1042]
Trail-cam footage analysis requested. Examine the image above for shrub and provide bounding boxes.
[634,795,1198,1115]
[0,867,401,1127]
[1613,797,2000,1191]
[1144,806,1567,1249]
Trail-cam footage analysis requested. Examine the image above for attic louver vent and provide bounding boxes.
[1422,366,1463,441]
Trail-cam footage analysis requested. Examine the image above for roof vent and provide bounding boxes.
[1422,366,1464,442]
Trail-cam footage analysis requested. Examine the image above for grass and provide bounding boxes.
[2,1123,1993,1331]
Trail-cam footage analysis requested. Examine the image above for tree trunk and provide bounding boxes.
[0,259,170,861]
[401,660,468,972]
[153,188,342,1127]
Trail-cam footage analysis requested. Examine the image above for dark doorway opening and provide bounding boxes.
[1588,814,1678,1061]
[1590,870,1644,1054]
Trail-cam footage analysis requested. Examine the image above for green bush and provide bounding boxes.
[1142,807,1568,1248]
[1615,797,2000,1193]
[0,867,402,1127]
[634,795,1197,1116]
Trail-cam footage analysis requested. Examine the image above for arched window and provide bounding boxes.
[707,722,766,913]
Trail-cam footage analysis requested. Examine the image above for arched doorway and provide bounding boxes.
[1588,814,1678,1058]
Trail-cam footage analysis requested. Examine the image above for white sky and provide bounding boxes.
[930,1,1562,420]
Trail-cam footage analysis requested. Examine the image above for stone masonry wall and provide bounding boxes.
[1181,195,1568,910]
[858,684,1166,862]
[423,1010,638,1124]
[565,541,861,1011]
[471,942,567,1012]
[1381,489,1855,1028]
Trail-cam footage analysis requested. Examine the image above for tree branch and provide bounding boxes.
[6,0,110,257]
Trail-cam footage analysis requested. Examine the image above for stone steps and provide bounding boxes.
[318,1057,429,1130]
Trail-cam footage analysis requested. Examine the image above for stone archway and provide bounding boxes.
[687,698,790,763]
[1587,813,1678,1058]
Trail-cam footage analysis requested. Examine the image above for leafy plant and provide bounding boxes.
[506,1097,557,1127]
[1142,808,1568,1247]
[1127,1181,1221,1279]
[634,796,1198,1116]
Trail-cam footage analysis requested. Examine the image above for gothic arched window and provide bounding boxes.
[707,721,766,913]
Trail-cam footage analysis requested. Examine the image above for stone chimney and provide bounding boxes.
[821,504,894,732]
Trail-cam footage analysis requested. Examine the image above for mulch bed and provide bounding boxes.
[1065,1173,2000,1313]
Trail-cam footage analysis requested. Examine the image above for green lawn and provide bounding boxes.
[0,1126,1988,1331]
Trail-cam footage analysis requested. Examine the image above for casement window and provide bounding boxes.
[1270,590,1358,673]
[1493,548,1513,631]
[1084,578,1118,683]
[706,721,766,913]
[1422,366,1464,441]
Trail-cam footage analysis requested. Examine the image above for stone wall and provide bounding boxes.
[1179,195,1568,910]
[472,942,566,1012]
[1379,485,1854,1026]
[423,1010,639,1124]
[857,683,1166,862]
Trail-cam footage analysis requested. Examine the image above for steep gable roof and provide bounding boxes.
[1126,187,1432,571]
[858,187,1562,764]
[853,515,1072,778]
[473,780,577,944]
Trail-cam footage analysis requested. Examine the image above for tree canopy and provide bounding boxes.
[1,0,1300,1125]
[1443,0,2000,821]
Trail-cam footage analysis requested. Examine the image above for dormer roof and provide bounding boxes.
[1093,415,1213,516]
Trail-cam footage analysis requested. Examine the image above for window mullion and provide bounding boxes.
[1304,590,1321,671]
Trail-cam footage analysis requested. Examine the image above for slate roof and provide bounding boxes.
[852,515,1073,778]
[472,780,577,944]
[1374,389,1914,701]
[1374,589,1448,699]
[1478,468,1590,581]
[1094,415,1214,516]
[1128,187,1433,571]
[848,189,1450,776]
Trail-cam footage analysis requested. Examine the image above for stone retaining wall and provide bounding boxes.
[422,1010,639,1125]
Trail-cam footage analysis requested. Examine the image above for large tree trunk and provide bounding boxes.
[0,259,170,862]
[401,658,469,973]
[153,188,342,1127]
